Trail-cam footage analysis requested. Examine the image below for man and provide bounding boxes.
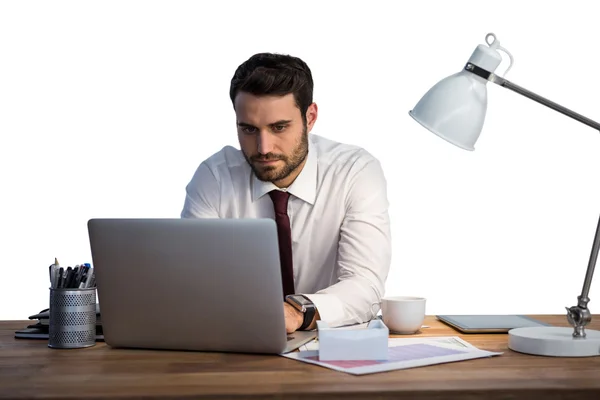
[181,53,391,333]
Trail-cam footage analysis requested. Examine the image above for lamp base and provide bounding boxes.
[508,327,600,357]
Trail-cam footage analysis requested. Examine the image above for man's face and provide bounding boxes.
[234,92,317,187]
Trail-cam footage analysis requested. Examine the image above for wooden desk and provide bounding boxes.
[1,315,600,399]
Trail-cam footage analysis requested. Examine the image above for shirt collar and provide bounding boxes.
[251,135,317,205]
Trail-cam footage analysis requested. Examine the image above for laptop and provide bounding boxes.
[87,218,317,354]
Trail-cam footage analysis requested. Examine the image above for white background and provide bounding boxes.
[1,0,599,321]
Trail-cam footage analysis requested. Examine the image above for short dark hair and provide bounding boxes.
[229,53,314,124]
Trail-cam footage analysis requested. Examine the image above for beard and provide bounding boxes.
[243,125,309,184]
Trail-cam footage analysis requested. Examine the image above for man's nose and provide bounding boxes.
[257,131,274,155]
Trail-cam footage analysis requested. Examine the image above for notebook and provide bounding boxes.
[436,314,552,333]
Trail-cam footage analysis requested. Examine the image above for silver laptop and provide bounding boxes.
[87,218,316,354]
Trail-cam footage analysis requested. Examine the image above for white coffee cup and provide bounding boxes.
[381,296,426,334]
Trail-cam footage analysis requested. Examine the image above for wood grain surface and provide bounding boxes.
[2,315,600,399]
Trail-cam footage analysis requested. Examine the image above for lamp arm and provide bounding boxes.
[465,62,600,132]
[492,77,600,132]
[582,218,600,302]
[568,214,600,331]
[465,61,600,338]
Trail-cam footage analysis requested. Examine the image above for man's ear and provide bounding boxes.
[306,102,318,132]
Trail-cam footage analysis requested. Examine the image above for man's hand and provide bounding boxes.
[283,302,304,333]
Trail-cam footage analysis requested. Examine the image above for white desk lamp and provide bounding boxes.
[409,32,600,357]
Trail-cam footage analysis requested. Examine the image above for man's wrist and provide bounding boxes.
[285,294,318,330]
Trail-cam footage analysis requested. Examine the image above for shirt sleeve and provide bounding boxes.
[180,162,221,218]
[303,158,392,328]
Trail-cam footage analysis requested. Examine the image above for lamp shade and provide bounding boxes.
[409,37,505,151]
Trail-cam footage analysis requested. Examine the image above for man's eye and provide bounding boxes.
[242,127,257,134]
[273,125,286,132]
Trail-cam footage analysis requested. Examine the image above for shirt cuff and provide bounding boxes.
[302,293,347,328]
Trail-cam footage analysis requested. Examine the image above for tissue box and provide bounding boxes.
[317,319,389,361]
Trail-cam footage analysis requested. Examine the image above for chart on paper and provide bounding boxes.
[299,335,475,352]
[304,343,468,369]
[283,337,502,375]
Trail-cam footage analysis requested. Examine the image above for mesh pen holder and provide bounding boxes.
[48,287,97,349]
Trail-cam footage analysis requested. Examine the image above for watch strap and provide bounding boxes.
[298,296,316,330]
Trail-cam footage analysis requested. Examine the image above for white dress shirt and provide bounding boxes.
[181,133,392,327]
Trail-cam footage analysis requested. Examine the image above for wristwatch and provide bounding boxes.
[285,294,316,330]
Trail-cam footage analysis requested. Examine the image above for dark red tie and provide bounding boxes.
[268,190,295,297]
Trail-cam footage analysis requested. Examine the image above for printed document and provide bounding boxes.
[284,336,502,375]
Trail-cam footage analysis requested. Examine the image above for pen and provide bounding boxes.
[72,266,80,288]
[51,265,57,289]
[61,268,68,288]
[76,265,86,287]
[85,268,95,288]
[54,266,60,289]
[79,264,90,285]
[71,266,79,288]
[77,266,86,288]
[65,267,73,288]
[57,267,64,289]
[49,259,60,288]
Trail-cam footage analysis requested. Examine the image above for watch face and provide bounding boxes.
[289,295,312,307]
